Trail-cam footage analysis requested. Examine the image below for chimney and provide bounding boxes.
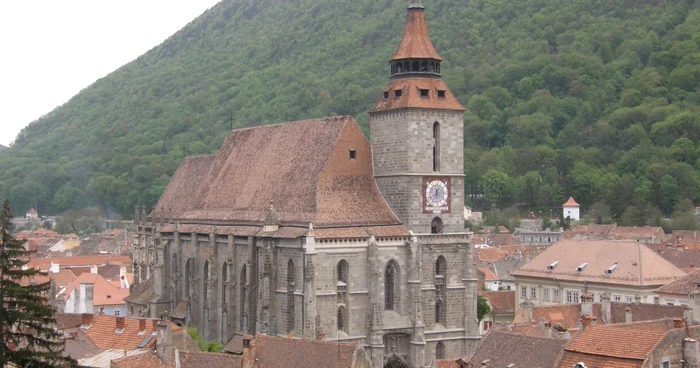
[684,338,700,367]
[116,316,126,330]
[81,313,94,327]
[120,266,129,289]
[625,307,633,324]
[49,262,60,274]
[90,264,98,274]
[581,315,591,330]
[520,299,534,323]
[242,335,256,368]
[156,321,173,365]
[674,317,685,329]
[139,318,146,332]
[634,295,641,305]
[591,317,598,326]
[581,293,593,316]
[601,292,611,324]
[544,321,553,338]
[152,319,158,331]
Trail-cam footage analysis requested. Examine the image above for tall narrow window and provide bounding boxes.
[337,306,348,333]
[172,253,179,303]
[433,122,440,171]
[240,264,247,333]
[435,256,446,325]
[385,261,399,310]
[287,259,296,334]
[185,258,193,299]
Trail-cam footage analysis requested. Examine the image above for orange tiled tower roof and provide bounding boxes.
[391,0,442,61]
[563,197,579,207]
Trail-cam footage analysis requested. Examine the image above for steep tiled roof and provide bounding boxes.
[63,272,130,306]
[484,291,516,315]
[562,197,579,207]
[63,331,102,360]
[474,247,504,263]
[391,6,442,61]
[110,352,170,368]
[656,269,700,295]
[512,304,602,330]
[468,329,566,368]
[511,240,685,286]
[610,303,687,323]
[55,313,85,331]
[557,352,643,368]
[123,277,155,305]
[83,315,180,350]
[561,321,671,362]
[178,351,243,368]
[646,245,700,271]
[370,78,465,112]
[250,334,359,368]
[478,266,498,281]
[154,117,403,230]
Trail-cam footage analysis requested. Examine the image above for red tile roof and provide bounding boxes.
[250,334,360,368]
[563,197,579,207]
[656,269,700,295]
[370,78,465,113]
[478,266,498,281]
[83,315,180,350]
[154,117,403,230]
[474,247,504,263]
[391,6,442,61]
[561,321,671,361]
[483,291,516,315]
[63,272,130,306]
[512,304,602,330]
[27,255,132,271]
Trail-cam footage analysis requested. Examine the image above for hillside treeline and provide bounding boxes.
[0,0,698,228]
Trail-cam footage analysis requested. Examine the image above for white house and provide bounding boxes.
[562,197,580,221]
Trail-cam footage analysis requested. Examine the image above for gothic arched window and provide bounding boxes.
[431,217,443,234]
[337,260,349,284]
[433,121,440,172]
[435,255,447,326]
[385,261,399,311]
[287,259,296,334]
[436,256,446,278]
[240,264,247,333]
[337,306,348,333]
[185,258,194,298]
[172,253,179,303]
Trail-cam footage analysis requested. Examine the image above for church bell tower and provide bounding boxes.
[370,0,466,234]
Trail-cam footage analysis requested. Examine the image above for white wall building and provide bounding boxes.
[562,197,580,221]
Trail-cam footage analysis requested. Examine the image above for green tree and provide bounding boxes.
[0,201,76,367]
[477,295,491,322]
[483,170,512,208]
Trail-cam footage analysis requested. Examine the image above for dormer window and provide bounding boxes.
[394,89,403,98]
[437,90,446,98]
[420,89,429,98]
[383,91,389,99]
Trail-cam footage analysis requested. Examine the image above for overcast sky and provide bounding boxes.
[0,0,221,146]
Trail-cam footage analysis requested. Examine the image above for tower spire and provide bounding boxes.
[408,0,424,10]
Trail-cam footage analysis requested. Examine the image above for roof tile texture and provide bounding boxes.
[83,315,179,350]
[370,78,465,112]
[483,291,516,315]
[511,239,685,286]
[655,268,700,295]
[391,9,442,61]
[468,330,567,368]
[251,334,358,368]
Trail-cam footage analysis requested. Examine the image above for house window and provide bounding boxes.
[432,122,440,172]
[349,150,356,160]
[520,285,527,300]
[530,287,537,300]
[543,288,550,302]
[566,290,580,304]
[115,310,120,316]
[420,89,429,98]
[553,289,560,303]
[613,295,622,302]
[436,341,446,359]
[483,320,493,331]
[599,293,605,303]
[625,296,634,303]
[383,91,389,99]
[385,261,399,310]
[661,359,670,368]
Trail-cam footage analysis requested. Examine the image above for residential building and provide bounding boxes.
[127,2,479,367]
[26,207,39,219]
[562,197,580,221]
[480,291,516,334]
[567,224,666,244]
[61,268,131,316]
[656,269,700,322]
[517,229,562,246]
[511,240,686,307]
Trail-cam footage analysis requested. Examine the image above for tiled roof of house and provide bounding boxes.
[656,269,700,295]
[478,266,498,281]
[612,226,664,239]
[474,247,504,263]
[27,254,132,271]
[562,197,579,207]
[20,268,76,288]
[390,5,442,61]
[112,350,244,368]
[55,313,85,331]
[557,352,643,368]
[483,291,516,315]
[63,272,130,306]
[492,255,529,282]
[370,78,465,112]
[110,352,170,368]
[511,239,685,286]
[645,244,700,272]
[467,329,567,368]
[83,315,180,350]
[250,334,360,368]
[153,117,404,231]
[63,331,103,360]
[512,304,602,330]
[610,303,687,323]
[123,277,155,306]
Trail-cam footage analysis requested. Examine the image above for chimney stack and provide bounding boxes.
[674,317,685,329]
[625,307,633,324]
[81,313,94,327]
[544,321,553,338]
[581,316,591,330]
[139,318,146,332]
[684,338,700,367]
[90,264,98,274]
[116,316,126,330]
[152,319,158,331]
[156,321,173,365]
[591,317,597,326]
[581,293,593,316]
[242,335,256,368]
[601,292,611,324]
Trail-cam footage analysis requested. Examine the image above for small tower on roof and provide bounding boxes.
[370,0,465,234]
[563,197,580,221]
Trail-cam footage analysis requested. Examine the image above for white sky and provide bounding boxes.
[0,0,221,146]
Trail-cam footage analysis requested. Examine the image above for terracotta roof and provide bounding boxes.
[557,351,643,368]
[474,247,504,263]
[478,266,498,281]
[468,329,567,368]
[370,78,464,112]
[83,315,180,350]
[55,313,85,331]
[656,269,700,295]
[511,240,686,286]
[154,116,403,230]
[27,255,132,271]
[178,351,242,368]
[312,225,410,239]
[612,226,664,239]
[27,208,38,214]
[562,197,579,207]
[20,268,76,288]
[63,331,103,360]
[435,359,461,368]
[483,291,516,315]
[63,272,130,306]
[391,6,441,61]
[561,322,671,361]
[513,304,602,330]
[610,303,687,323]
[250,334,359,368]
[110,352,170,368]
[646,245,700,273]
[123,277,155,306]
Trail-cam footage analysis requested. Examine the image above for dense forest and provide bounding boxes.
[1,0,699,229]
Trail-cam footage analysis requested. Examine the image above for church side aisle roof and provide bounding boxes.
[153,116,402,230]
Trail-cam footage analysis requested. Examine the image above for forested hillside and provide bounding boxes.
[1,0,699,227]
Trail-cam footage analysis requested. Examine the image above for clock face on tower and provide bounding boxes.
[423,177,451,214]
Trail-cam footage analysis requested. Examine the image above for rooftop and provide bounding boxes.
[655,268,700,295]
[511,239,685,286]
[483,291,516,315]
[468,329,567,368]
[83,315,180,350]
